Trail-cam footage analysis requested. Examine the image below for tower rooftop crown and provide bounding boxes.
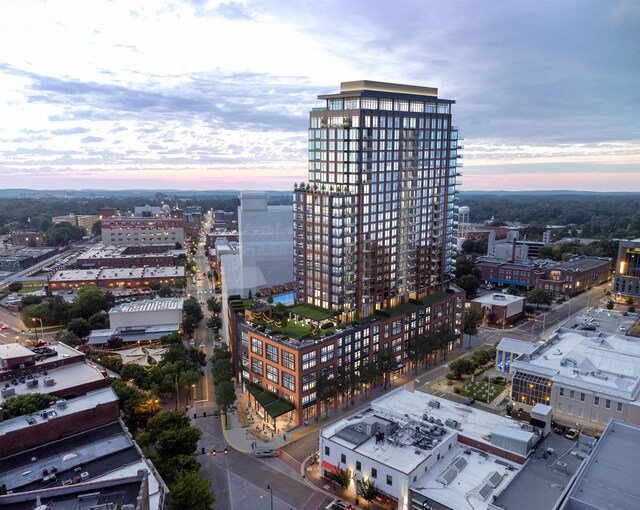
[340,80,438,97]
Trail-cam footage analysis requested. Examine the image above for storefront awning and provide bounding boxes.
[254,391,278,407]
[321,460,337,473]
[264,399,295,419]
[246,382,263,396]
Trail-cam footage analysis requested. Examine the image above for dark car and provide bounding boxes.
[463,396,475,405]
[554,424,566,435]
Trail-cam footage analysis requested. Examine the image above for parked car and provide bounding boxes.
[463,396,475,405]
[0,324,8,329]
[582,324,597,331]
[554,424,567,435]
[332,500,353,510]
[589,321,600,327]
[253,448,281,458]
[619,325,628,332]
[565,428,579,440]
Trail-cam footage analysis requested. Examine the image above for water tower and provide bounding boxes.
[456,205,470,250]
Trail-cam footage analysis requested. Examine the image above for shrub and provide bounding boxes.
[446,372,458,380]
[453,386,462,394]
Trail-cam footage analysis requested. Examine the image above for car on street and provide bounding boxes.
[252,448,281,458]
[331,501,353,510]
[0,324,8,329]
[463,396,475,405]
[590,321,600,327]
[582,324,597,331]
[619,325,628,332]
[565,428,579,440]
[554,424,567,435]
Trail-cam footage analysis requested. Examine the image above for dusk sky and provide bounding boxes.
[0,0,638,191]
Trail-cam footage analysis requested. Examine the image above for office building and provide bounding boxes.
[614,238,640,300]
[101,217,184,246]
[294,80,461,320]
[510,328,640,433]
[52,214,100,233]
[229,81,464,427]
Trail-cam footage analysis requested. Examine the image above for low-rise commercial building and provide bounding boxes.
[320,387,536,510]
[77,243,182,268]
[10,230,44,246]
[470,293,526,326]
[495,337,538,374]
[614,238,640,300]
[510,328,640,433]
[0,246,59,271]
[0,388,166,509]
[101,217,184,246]
[48,266,185,291]
[476,256,611,297]
[109,297,183,329]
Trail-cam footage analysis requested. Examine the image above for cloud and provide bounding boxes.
[80,136,106,143]
[52,127,90,135]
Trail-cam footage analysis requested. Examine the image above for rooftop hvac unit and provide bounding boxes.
[56,399,67,409]
[428,399,441,409]
[43,377,56,387]
[26,379,39,388]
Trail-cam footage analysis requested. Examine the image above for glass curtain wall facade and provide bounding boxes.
[294,81,462,321]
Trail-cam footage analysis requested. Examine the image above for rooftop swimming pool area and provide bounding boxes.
[269,291,296,306]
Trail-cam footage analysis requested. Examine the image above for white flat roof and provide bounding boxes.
[0,387,117,436]
[97,267,144,279]
[110,297,183,314]
[472,293,525,306]
[512,328,640,401]
[0,343,34,359]
[497,337,538,355]
[49,269,100,282]
[323,388,530,474]
[413,445,520,510]
[0,362,105,405]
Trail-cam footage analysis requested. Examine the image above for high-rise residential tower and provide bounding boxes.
[228,81,464,426]
[294,81,461,320]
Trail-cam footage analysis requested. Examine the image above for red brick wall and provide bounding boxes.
[0,399,120,457]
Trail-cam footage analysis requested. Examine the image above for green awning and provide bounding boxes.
[264,399,295,419]
[254,391,278,407]
[246,382,263,396]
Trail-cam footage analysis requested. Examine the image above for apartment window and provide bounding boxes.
[341,454,346,464]
[559,387,564,397]
[321,344,335,363]
[557,402,563,412]
[251,338,263,356]
[392,320,402,335]
[302,372,316,392]
[578,408,584,418]
[325,446,330,455]
[356,461,361,471]
[386,474,393,486]
[567,404,573,415]
[605,399,611,409]
[592,411,598,422]
[569,390,575,400]
[302,351,317,370]
[617,402,623,413]
[266,364,279,384]
[580,392,585,402]
[371,468,377,479]
[251,358,263,376]
[594,396,600,406]
[266,344,279,363]
[282,350,295,371]
[282,372,295,391]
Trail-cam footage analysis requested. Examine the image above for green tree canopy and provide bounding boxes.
[1,393,59,419]
[169,470,215,510]
[457,274,480,296]
[8,282,23,293]
[526,288,552,308]
[67,317,91,338]
[214,380,236,415]
[463,308,483,338]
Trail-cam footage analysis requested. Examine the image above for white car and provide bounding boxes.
[565,428,579,440]
[619,325,628,332]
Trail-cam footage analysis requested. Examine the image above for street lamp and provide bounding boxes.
[31,317,44,340]
[267,485,273,510]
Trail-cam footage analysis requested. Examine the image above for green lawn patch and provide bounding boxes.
[419,291,450,307]
[356,314,380,325]
[385,302,418,317]
[18,284,45,294]
[288,304,333,321]
[282,322,313,339]
[462,380,506,403]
